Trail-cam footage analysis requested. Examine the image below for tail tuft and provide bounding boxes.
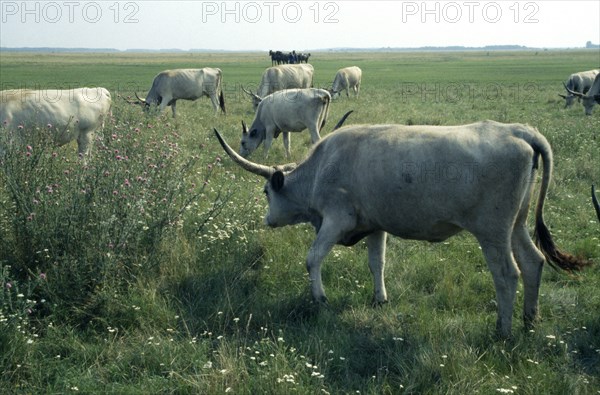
[534,216,592,272]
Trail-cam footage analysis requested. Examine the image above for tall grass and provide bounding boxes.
[0,51,599,394]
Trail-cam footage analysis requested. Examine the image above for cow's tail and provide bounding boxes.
[219,90,226,115]
[217,69,226,115]
[319,93,331,132]
[531,129,592,271]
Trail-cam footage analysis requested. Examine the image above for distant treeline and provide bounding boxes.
[2,44,599,53]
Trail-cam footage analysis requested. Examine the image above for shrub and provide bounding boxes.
[0,106,222,328]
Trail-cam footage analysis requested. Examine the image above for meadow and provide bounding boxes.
[0,50,599,394]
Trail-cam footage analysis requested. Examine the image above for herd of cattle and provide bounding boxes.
[0,60,598,337]
[269,50,311,65]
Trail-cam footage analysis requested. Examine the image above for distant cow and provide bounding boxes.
[214,120,590,338]
[297,53,311,63]
[239,88,332,158]
[133,68,225,117]
[269,50,286,66]
[250,64,314,110]
[1,87,112,158]
[564,73,600,115]
[559,69,599,108]
[329,66,362,99]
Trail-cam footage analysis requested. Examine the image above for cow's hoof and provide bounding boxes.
[371,298,388,308]
[313,295,329,305]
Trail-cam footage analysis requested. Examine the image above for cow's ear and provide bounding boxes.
[271,171,285,192]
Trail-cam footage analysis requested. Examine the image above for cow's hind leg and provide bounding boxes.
[367,231,388,305]
[77,129,94,162]
[282,132,291,158]
[479,236,520,338]
[209,92,219,112]
[512,223,544,330]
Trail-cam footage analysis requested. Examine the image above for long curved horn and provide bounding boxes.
[593,185,600,222]
[214,128,274,179]
[119,94,138,105]
[242,86,262,103]
[563,83,585,98]
[333,110,353,131]
[135,92,147,103]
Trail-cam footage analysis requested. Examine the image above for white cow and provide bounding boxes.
[250,64,314,110]
[1,87,112,157]
[239,88,332,158]
[564,73,600,115]
[559,69,599,108]
[330,66,362,99]
[134,68,225,117]
[214,120,590,337]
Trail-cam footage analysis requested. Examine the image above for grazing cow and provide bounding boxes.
[559,69,599,108]
[1,87,112,158]
[297,53,311,63]
[564,73,600,115]
[330,66,362,99]
[249,64,314,110]
[214,120,591,337]
[239,88,332,158]
[133,68,225,117]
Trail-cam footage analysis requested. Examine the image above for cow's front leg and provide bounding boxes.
[169,101,177,118]
[306,216,354,304]
[306,235,335,304]
[367,231,388,305]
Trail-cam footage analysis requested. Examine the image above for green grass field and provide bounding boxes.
[1,50,599,394]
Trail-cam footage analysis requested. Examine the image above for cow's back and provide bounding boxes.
[305,122,538,239]
[1,88,110,130]
[259,65,314,96]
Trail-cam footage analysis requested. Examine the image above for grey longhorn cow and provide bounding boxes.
[133,68,225,117]
[1,87,112,159]
[214,120,591,337]
[250,64,314,110]
[329,66,362,99]
[559,69,599,108]
[564,73,600,115]
[240,88,332,158]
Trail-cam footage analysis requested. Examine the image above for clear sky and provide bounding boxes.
[1,1,599,51]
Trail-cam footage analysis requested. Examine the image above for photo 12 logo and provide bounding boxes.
[401,1,540,24]
[200,1,340,24]
[1,1,140,23]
